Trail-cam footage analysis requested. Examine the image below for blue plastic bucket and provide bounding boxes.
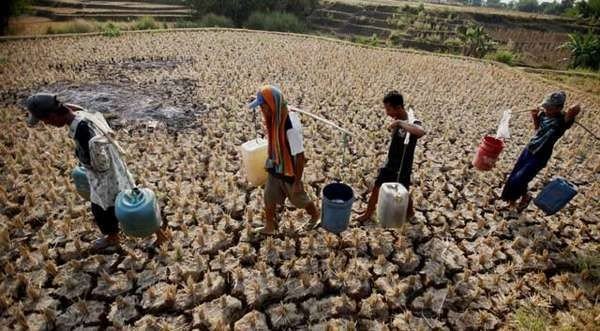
[534,177,577,215]
[116,187,162,238]
[321,182,354,234]
[71,166,90,200]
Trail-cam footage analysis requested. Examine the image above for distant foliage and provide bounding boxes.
[575,0,600,20]
[174,14,234,29]
[46,19,99,34]
[516,0,539,13]
[485,50,517,65]
[245,11,306,33]
[458,25,495,58]
[102,23,121,37]
[561,31,600,70]
[2,0,31,35]
[186,0,318,25]
[352,34,380,47]
[134,16,160,30]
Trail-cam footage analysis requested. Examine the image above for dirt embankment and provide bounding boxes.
[309,1,599,68]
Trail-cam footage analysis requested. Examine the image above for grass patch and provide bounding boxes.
[46,19,99,34]
[174,14,234,29]
[574,250,600,281]
[486,50,518,66]
[0,57,6,65]
[513,305,551,331]
[102,22,121,37]
[244,11,306,33]
[134,16,159,30]
[351,34,380,47]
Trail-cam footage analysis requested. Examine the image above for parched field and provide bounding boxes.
[0,30,599,330]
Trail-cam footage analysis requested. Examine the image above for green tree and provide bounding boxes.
[575,0,600,19]
[561,31,600,70]
[516,0,540,12]
[1,0,30,35]
[185,0,318,25]
[486,0,503,8]
[457,25,495,58]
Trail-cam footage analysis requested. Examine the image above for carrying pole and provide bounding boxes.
[288,105,355,137]
[511,108,599,141]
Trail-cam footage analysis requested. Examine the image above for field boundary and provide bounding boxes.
[1,27,598,101]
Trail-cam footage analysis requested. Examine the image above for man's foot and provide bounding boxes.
[94,234,120,250]
[253,226,277,236]
[302,218,320,231]
[355,210,373,223]
[154,229,169,246]
[516,194,532,213]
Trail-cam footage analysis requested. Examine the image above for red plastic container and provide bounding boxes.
[472,136,504,171]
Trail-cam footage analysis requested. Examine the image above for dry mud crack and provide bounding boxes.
[0,30,598,330]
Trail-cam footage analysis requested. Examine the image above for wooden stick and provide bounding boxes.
[575,122,600,141]
[288,105,355,137]
[511,108,599,141]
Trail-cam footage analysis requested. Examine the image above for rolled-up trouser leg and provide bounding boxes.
[501,149,546,202]
[91,203,120,235]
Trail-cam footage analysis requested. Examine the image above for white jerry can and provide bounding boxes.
[241,138,269,187]
[377,182,409,228]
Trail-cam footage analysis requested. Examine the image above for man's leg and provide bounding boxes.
[264,203,278,233]
[356,184,381,222]
[262,175,282,234]
[304,201,319,221]
[91,204,120,249]
[406,193,414,219]
[501,150,545,212]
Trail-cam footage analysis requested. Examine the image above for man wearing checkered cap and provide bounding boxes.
[500,91,581,212]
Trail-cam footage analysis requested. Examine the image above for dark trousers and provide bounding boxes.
[501,148,548,202]
[91,204,119,235]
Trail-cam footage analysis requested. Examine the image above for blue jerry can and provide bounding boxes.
[71,166,90,200]
[115,187,162,238]
[321,182,354,234]
[534,177,578,215]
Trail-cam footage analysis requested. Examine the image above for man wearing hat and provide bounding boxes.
[24,93,166,249]
[248,85,320,235]
[501,91,581,212]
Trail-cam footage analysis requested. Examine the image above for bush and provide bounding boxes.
[245,11,305,33]
[134,16,159,30]
[102,22,121,37]
[175,14,234,28]
[352,34,379,47]
[199,13,234,27]
[186,0,317,25]
[562,31,600,70]
[486,50,517,65]
[46,19,98,34]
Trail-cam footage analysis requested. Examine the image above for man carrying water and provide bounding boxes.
[248,85,320,235]
[500,91,581,212]
[356,90,425,223]
[24,93,167,249]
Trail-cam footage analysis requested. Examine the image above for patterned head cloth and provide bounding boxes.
[249,85,295,177]
[541,91,566,110]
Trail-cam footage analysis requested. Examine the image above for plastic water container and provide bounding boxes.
[377,182,409,228]
[115,187,162,238]
[71,166,90,200]
[241,138,268,187]
[321,182,354,234]
[534,177,577,215]
[472,136,504,171]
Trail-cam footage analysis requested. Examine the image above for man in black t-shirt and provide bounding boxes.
[356,91,425,223]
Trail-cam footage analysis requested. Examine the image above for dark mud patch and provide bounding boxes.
[18,78,210,131]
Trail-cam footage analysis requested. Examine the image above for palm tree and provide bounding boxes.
[561,31,600,70]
